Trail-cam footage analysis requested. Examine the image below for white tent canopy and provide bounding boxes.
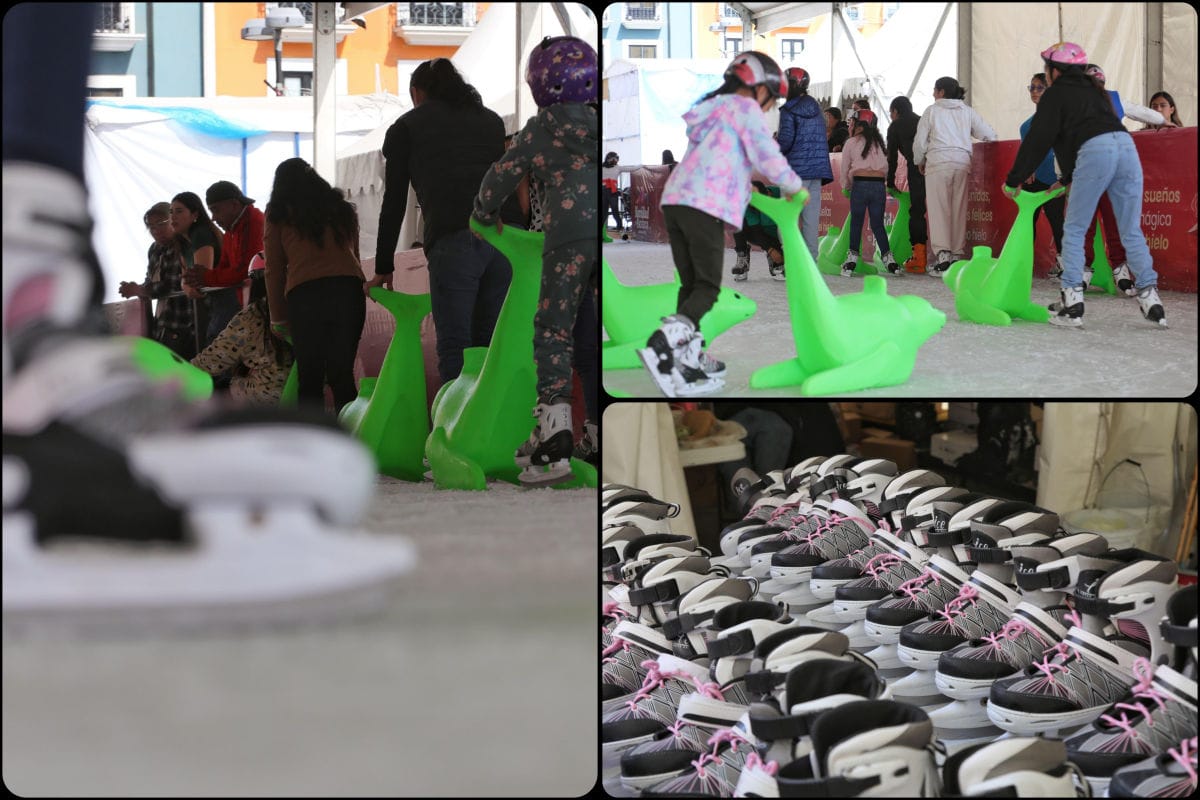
[335,1,597,268]
[85,93,406,301]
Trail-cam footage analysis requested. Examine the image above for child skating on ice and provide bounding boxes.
[472,36,598,485]
[840,109,901,277]
[639,51,805,397]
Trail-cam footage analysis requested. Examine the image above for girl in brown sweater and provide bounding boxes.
[264,158,366,412]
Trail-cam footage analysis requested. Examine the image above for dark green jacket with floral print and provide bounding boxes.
[473,103,597,251]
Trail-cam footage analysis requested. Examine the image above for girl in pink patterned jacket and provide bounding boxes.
[639,51,805,397]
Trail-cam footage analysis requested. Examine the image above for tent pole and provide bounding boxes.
[956,2,971,100]
[313,2,338,183]
[830,3,840,110]
[1145,3,1163,107]
[907,3,953,100]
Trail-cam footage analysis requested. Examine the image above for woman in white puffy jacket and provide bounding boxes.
[912,76,997,275]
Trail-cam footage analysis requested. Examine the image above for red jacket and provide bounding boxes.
[205,204,264,301]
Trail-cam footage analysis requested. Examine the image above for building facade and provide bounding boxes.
[88,2,490,98]
[601,2,695,69]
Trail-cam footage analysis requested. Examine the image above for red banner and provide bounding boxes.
[629,127,1197,292]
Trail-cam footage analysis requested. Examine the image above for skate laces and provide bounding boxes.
[863,552,903,579]
[603,601,634,625]
[980,617,1050,655]
[898,569,941,600]
[1028,641,1078,695]
[691,728,751,780]
[690,677,728,702]
[1098,658,1168,740]
[602,636,632,659]
[1167,737,1198,785]
[743,752,779,776]
[626,659,695,709]
[933,584,980,630]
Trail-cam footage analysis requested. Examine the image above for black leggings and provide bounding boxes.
[1026,179,1065,251]
[286,276,366,413]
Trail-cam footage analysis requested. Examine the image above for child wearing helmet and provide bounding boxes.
[471,35,598,486]
[638,51,805,397]
[1004,42,1167,328]
[840,108,901,277]
[777,66,834,264]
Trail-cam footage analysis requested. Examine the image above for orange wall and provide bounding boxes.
[215,3,492,97]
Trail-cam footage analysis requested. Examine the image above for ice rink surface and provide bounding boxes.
[3,478,598,797]
[603,241,1198,398]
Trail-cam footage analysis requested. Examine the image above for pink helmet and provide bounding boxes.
[724,51,788,99]
[1040,41,1088,67]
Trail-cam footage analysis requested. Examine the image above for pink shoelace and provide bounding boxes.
[930,584,981,634]
[743,752,779,776]
[979,617,1051,657]
[896,568,942,602]
[690,728,751,782]
[863,552,903,580]
[1166,737,1198,789]
[602,601,633,633]
[601,636,631,660]
[623,659,698,712]
[1096,658,1169,751]
[1026,640,1078,697]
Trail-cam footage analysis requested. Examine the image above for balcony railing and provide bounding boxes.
[276,2,315,23]
[96,2,130,33]
[625,5,659,22]
[398,3,474,27]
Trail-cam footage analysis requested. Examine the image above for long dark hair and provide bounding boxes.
[889,96,913,116]
[854,117,886,159]
[265,158,358,251]
[934,76,966,100]
[1149,91,1182,125]
[171,191,223,245]
[410,58,483,109]
[698,76,743,104]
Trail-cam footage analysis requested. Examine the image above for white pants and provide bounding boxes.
[924,162,970,262]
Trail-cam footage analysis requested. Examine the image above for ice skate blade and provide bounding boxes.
[518,461,574,488]
[2,506,417,639]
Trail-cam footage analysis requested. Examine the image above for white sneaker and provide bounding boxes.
[1136,285,1167,327]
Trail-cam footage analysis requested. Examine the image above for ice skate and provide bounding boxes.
[638,314,724,397]
[1137,285,1168,327]
[732,251,750,282]
[1047,253,1064,280]
[767,247,785,281]
[1048,285,1085,327]
[841,251,859,278]
[517,401,574,488]
[942,737,1090,797]
[573,419,598,466]
[1112,261,1137,296]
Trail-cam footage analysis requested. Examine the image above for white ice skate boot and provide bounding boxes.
[517,401,575,488]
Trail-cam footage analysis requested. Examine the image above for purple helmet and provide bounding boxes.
[525,35,598,107]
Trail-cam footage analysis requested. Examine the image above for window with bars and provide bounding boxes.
[275,2,315,23]
[402,3,469,26]
[625,3,658,22]
[96,2,130,33]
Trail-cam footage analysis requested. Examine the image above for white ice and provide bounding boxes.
[603,241,1198,398]
[2,478,597,796]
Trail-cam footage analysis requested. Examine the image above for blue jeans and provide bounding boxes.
[848,179,890,256]
[799,177,823,262]
[1061,132,1157,291]
[427,229,512,383]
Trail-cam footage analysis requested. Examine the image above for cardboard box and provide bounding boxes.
[860,436,917,471]
[856,403,896,426]
[841,412,862,443]
[862,427,894,441]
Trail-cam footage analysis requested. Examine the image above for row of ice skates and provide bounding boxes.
[601,457,1197,797]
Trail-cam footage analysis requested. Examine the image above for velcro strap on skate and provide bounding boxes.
[1161,618,1198,647]
[750,710,813,742]
[628,580,681,607]
[922,529,959,547]
[877,496,908,515]
[777,773,880,796]
[662,610,712,640]
[900,511,933,530]
[672,635,701,660]
[742,668,785,696]
[809,475,846,498]
[1015,562,1068,592]
[965,545,1011,564]
[1072,594,1134,617]
[706,629,756,661]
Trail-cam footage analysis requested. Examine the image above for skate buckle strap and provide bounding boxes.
[810,475,847,498]
[663,610,712,640]
[1072,593,1135,617]
[628,579,682,607]
[742,668,785,696]
[965,540,1013,563]
[749,709,814,742]
[1161,617,1198,648]
[1097,657,1168,738]
[706,628,757,661]
[1015,560,1070,592]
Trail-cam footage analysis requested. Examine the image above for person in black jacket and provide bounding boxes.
[886,96,929,273]
[1004,41,1166,329]
[367,58,511,382]
[825,107,849,152]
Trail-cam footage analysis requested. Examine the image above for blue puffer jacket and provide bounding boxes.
[778,94,834,184]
